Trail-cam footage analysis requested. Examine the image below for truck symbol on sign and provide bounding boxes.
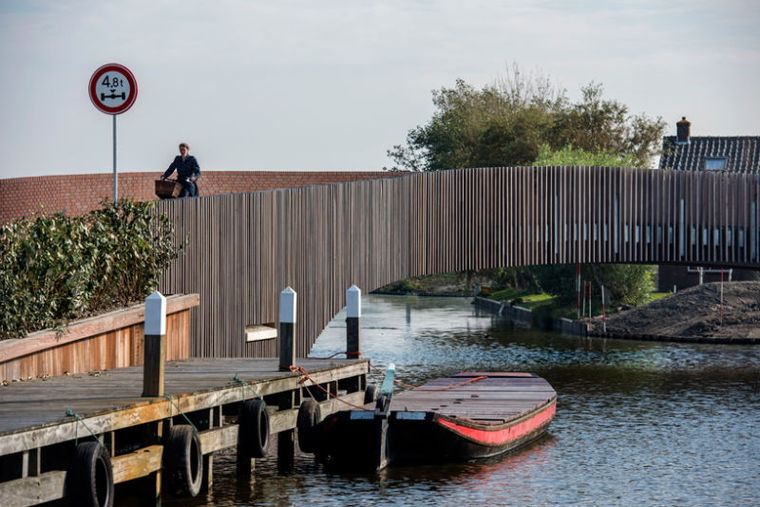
[101,91,127,101]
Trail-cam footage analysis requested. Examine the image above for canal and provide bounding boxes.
[173,295,760,506]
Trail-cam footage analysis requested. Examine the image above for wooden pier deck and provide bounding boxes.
[0,357,369,506]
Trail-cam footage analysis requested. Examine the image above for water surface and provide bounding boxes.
[172,295,760,506]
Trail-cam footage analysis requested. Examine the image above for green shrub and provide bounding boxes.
[0,199,181,339]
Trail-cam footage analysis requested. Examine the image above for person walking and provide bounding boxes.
[161,142,200,197]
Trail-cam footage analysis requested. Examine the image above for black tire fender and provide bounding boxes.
[239,399,270,458]
[164,425,203,497]
[66,441,114,507]
[297,399,322,453]
[364,384,378,405]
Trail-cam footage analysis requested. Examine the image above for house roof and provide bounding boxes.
[659,136,760,173]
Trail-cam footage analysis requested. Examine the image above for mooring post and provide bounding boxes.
[277,287,297,469]
[279,287,296,371]
[346,285,361,358]
[142,291,166,397]
[141,291,165,505]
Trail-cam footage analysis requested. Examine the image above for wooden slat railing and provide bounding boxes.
[155,167,760,359]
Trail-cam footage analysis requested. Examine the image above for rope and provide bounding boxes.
[307,350,362,359]
[288,365,367,410]
[287,364,487,412]
[164,394,199,437]
[232,374,263,401]
[65,408,105,450]
[369,363,488,391]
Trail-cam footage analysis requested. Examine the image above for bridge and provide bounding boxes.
[156,166,760,359]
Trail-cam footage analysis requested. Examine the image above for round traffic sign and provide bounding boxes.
[88,63,138,115]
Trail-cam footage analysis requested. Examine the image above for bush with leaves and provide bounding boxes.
[0,199,181,339]
[532,263,655,307]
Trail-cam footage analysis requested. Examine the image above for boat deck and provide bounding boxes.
[388,372,556,423]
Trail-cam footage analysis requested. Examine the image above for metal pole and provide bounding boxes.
[720,269,724,325]
[601,285,606,333]
[112,114,118,204]
[576,263,581,319]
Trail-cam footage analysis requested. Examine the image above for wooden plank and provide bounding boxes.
[269,391,366,433]
[111,444,163,484]
[0,470,66,507]
[0,294,198,363]
[392,394,556,404]
[199,425,239,454]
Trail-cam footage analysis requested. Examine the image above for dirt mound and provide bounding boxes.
[590,281,760,341]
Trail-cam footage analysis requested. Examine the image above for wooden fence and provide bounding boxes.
[0,294,198,381]
[155,166,760,359]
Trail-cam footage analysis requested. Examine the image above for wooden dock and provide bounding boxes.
[0,357,369,506]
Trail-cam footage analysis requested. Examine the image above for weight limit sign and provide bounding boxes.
[89,63,138,115]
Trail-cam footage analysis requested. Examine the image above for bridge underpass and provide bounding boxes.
[155,166,760,359]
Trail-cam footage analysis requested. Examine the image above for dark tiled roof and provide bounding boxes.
[659,136,760,173]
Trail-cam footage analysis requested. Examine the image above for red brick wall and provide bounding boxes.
[0,171,399,224]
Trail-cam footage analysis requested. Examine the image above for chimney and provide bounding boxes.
[676,116,691,144]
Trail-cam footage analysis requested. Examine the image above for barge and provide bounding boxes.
[298,367,557,470]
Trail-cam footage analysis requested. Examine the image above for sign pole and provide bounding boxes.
[88,62,138,204]
[113,114,118,204]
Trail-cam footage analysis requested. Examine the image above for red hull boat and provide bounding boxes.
[300,371,557,470]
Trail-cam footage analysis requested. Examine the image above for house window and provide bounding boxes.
[704,157,727,171]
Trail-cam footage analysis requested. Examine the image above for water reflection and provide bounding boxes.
[175,295,759,506]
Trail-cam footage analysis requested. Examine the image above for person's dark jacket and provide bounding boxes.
[162,155,200,197]
[162,155,200,182]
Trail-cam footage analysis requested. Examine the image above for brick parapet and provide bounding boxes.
[0,171,398,224]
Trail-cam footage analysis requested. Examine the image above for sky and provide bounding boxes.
[1,0,758,179]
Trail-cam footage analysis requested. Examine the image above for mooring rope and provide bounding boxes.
[232,374,263,401]
[288,365,368,410]
[65,408,105,449]
[164,394,199,438]
[368,363,488,391]
[307,350,362,359]
[301,354,488,393]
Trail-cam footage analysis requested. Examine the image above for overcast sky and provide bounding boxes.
[1,0,758,179]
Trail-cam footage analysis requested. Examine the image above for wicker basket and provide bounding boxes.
[155,180,182,199]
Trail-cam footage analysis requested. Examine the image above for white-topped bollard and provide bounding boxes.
[279,287,297,371]
[143,291,167,397]
[346,285,361,359]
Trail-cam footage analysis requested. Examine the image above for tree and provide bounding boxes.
[532,143,638,167]
[386,66,663,306]
[530,144,656,306]
[386,66,665,171]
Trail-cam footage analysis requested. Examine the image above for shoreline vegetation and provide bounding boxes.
[373,274,760,343]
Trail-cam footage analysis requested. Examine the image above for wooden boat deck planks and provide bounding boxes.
[388,374,556,424]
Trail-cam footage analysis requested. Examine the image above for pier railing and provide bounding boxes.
[0,294,198,381]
